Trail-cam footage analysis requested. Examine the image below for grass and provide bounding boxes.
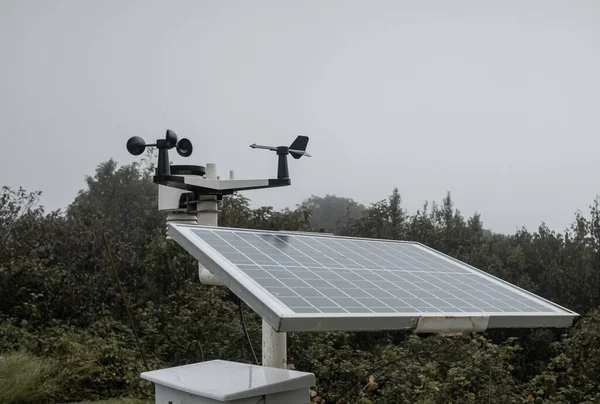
[0,350,63,403]
[57,399,149,404]
[82,400,149,404]
[0,351,151,404]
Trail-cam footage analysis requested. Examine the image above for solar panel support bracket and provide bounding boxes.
[415,315,490,334]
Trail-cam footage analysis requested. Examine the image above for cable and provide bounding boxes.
[238,299,259,365]
[102,233,150,371]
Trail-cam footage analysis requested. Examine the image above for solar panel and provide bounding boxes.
[169,224,578,333]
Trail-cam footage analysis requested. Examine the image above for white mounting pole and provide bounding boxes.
[197,163,224,286]
[262,319,287,369]
[195,163,288,368]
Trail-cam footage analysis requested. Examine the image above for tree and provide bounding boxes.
[0,186,42,247]
[300,194,365,233]
[2,161,600,403]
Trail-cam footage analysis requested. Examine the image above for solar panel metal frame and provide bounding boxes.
[168,224,578,333]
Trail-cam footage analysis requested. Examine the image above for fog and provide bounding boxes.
[1,0,599,234]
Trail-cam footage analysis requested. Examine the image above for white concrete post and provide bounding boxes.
[262,319,287,369]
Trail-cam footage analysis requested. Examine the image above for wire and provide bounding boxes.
[238,299,259,365]
[102,233,150,371]
[488,355,492,404]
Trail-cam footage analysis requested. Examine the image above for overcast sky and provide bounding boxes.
[1,0,599,234]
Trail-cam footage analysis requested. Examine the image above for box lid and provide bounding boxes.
[141,360,315,401]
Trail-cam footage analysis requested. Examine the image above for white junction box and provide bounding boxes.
[141,360,316,404]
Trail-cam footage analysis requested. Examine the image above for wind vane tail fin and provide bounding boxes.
[289,135,309,159]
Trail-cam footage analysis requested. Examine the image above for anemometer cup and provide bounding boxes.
[126,130,193,158]
[126,136,146,156]
[176,138,193,157]
[165,129,178,149]
[126,130,194,176]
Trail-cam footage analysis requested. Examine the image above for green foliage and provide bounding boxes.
[0,317,156,403]
[290,333,522,403]
[523,310,600,403]
[1,161,600,403]
[220,193,313,231]
[0,186,42,244]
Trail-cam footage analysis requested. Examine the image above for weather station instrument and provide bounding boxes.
[126,129,578,404]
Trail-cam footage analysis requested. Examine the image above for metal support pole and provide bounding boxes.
[197,195,218,226]
[262,319,287,369]
[193,163,288,368]
[197,163,223,286]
